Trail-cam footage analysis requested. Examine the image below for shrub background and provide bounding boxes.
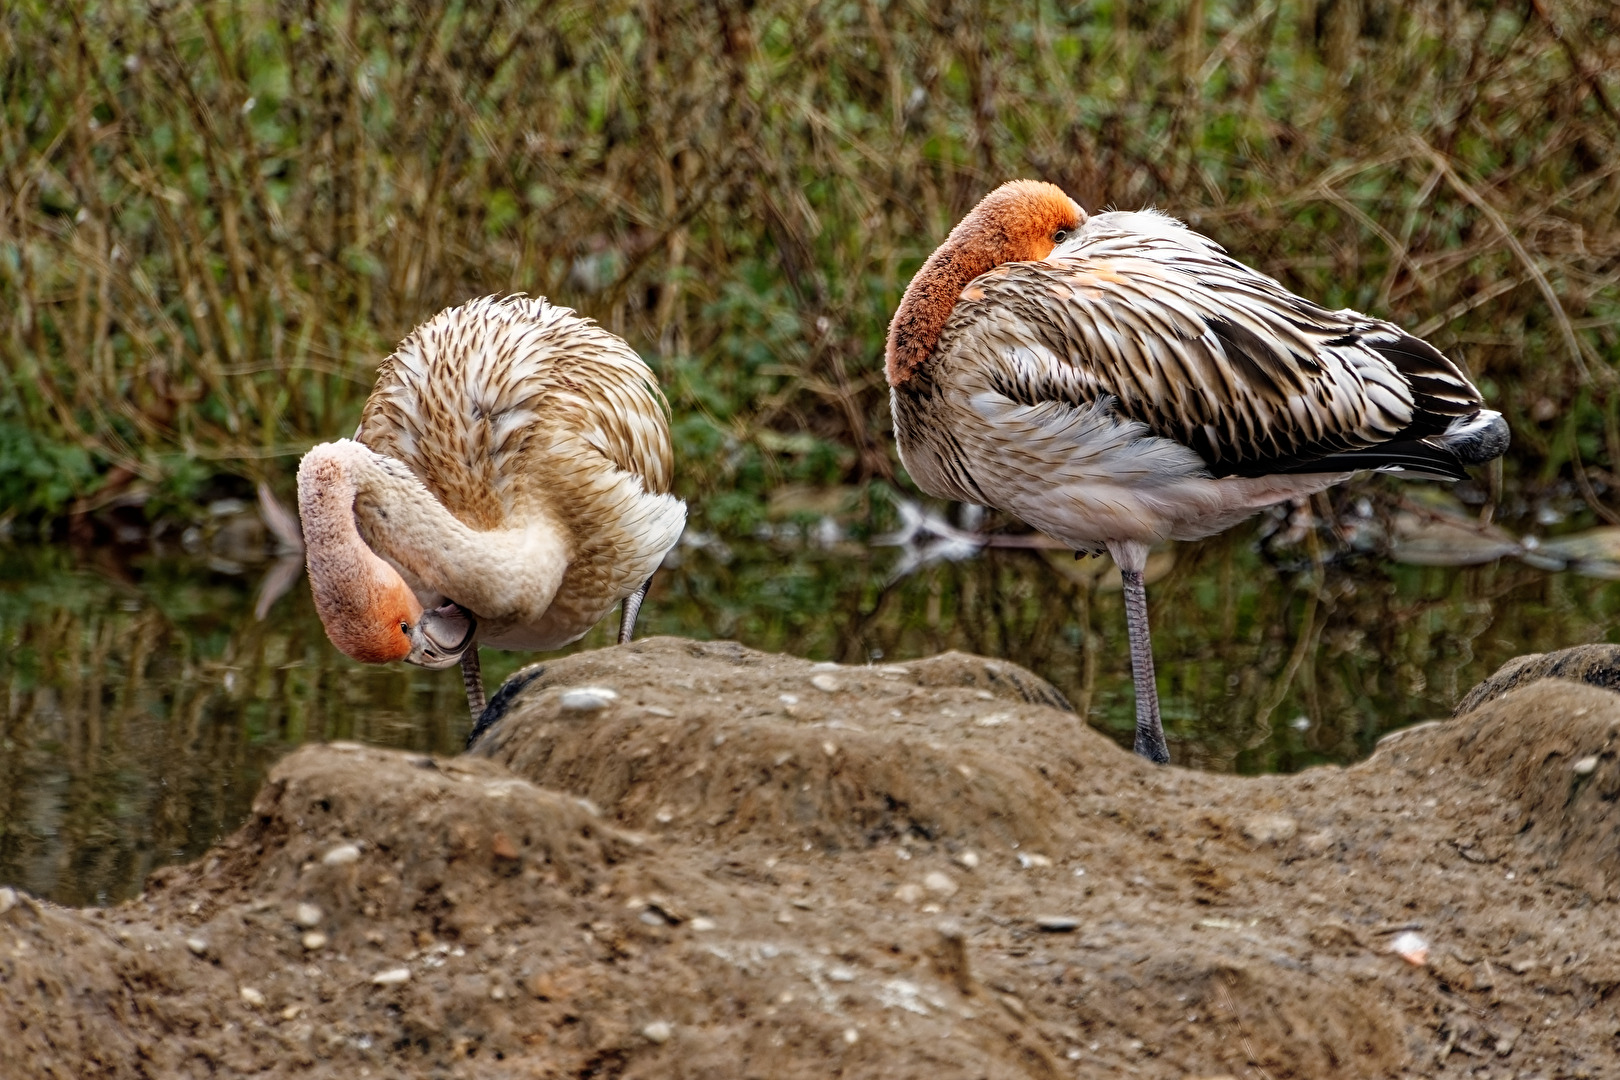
[3,0,1618,530]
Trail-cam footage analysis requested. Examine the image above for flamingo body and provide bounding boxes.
[887,181,1508,762]
[298,295,685,712]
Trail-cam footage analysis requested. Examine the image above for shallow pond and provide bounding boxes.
[4,507,1620,906]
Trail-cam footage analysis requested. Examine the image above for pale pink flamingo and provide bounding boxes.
[886,181,1508,763]
[297,295,686,725]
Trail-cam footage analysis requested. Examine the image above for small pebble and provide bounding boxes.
[690,917,717,932]
[372,967,412,986]
[1573,756,1599,776]
[644,705,675,718]
[779,694,799,706]
[954,851,980,870]
[239,986,266,1007]
[1390,931,1430,966]
[0,886,16,916]
[280,1004,302,1021]
[322,844,361,866]
[641,1020,672,1044]
[893,883,924,904]
[923,871,958,897]
[294,903,323,928]
[1035,916,1081,933]
[302,932,329,951]
[810,674,841,693]
[185,937,208,956]
[1017,853,1053,869]
[559,686,618,711]
[1241,813,1298,844]
[827,966,856,982]
[843,1027,859,1045]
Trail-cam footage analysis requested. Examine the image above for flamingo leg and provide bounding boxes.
[1106,540,1170,765]
[618,576,654,645]
[460,647,486,722]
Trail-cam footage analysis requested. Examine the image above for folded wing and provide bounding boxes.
[940,210,1485,478]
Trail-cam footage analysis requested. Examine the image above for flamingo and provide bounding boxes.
[886,181,1508,764]
[297,295,687,723]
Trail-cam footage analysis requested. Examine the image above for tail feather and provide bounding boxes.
[1439,409,1509,466]
[1273,408,1508,480]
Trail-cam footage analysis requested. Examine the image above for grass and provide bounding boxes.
[2,0,1618,530]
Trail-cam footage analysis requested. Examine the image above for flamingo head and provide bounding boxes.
[886,180,1086,387]
[948,179,1086,268]
[314,559,475,669]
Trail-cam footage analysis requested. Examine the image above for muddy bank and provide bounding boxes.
[4,637,1619,1078]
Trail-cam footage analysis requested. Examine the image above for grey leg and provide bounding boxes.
[1107,541,1169,765]
[461,647,486,722]
[618,576,654,645]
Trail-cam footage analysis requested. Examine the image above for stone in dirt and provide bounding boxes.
[5,637,1620,1078]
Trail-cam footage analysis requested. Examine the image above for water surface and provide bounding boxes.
[4,520,1618,905]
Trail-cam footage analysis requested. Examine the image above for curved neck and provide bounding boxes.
[330,440,569,625]
[885,238,996,388]
[298,442,421,663]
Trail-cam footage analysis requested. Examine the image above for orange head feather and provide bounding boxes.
[325,569,422,664]
[885,180,1085,387]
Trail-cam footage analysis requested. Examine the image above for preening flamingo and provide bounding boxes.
[886,181,1508,764]
[297,295,687,724]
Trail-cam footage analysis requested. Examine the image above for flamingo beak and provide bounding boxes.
[405,602,477,669]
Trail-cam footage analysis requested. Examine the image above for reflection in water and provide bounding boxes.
[3,525,1619,905]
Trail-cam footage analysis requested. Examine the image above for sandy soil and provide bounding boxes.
[4,636,1619,1078]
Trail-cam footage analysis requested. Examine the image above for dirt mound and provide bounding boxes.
[5,638,1620,1078]
[1453,641,1620,714]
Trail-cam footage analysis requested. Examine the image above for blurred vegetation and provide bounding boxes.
[2,0,1618,531]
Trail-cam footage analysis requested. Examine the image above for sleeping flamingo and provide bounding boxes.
[297,295,686,722]
[886,180,1507,764]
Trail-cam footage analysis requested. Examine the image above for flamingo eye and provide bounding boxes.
[1053,229,1069,244]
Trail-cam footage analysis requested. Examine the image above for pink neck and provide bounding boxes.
[297,443,417,662]
[885,238,995,387]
